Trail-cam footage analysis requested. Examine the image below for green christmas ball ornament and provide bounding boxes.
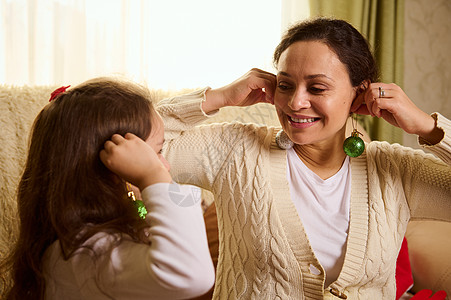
[126,184,148,220]
[133,200,148,220]
[343,129,365,157]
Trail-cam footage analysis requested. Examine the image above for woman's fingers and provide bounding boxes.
[247,68,277,104]
[358,83,396,117]
[350,90,365,113]
[203,68,276,112]
[370,84,406,118]
[352,105,371,115]
[354,83,437,137]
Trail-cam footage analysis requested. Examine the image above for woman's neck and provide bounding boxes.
[293,137,347,180]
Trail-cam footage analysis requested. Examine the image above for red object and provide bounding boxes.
[411,289,447,300]
[49,85,70,102]
[396,238,414,299]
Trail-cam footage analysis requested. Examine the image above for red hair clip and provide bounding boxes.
[49,85,71,102]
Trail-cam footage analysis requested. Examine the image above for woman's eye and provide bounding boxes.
[277,83,292,91]
[310,86,326,93]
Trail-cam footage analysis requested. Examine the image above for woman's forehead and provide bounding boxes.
[277,41,348,79]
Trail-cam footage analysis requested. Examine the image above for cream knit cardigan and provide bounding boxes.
[158,89,451,300]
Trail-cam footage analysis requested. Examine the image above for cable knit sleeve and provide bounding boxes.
[418,112,451,164]
[403,149,451,221]
[156,89,271,191]
[367,113,451,222]
[366,112,451,222]
[157,88,216,140]
[405,112,451,220]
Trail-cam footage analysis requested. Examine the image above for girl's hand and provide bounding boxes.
[351,83,444,144]
[202,68,276,113]
[100,133,172,190]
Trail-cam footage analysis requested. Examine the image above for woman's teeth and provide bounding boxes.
[289,116,316,123]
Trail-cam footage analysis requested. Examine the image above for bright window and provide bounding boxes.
[143,0,282,89]
[0,0,282,89]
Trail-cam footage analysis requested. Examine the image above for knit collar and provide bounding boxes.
[269,128,369,296]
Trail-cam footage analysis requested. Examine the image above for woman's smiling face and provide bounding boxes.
[275,40,357,146]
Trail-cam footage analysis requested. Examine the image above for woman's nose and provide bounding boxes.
[288,89,311,111]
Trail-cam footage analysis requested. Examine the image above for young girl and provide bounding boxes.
[0,78,214,299]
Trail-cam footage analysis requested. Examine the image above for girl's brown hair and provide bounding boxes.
[1,78,155,299]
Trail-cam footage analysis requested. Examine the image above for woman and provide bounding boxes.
[158,18,450,299]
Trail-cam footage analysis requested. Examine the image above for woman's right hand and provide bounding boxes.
[202,68,276,114]
[351,83,444,145]
[100,133,172,190]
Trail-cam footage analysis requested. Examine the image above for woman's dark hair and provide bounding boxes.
[274,17,379,86]
[1,78,155,299]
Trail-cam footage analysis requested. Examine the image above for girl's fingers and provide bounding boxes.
[103,140,116,152]
[110,133,125,144]
[124,132,138,140]
[99,149,107,163]
[103,133,139,155]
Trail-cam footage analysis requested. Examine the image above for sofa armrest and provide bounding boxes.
[406,220,451,295]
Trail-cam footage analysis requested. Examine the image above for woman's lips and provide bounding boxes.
[287,115,319,128]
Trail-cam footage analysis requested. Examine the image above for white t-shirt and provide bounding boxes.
[286,148,351,287]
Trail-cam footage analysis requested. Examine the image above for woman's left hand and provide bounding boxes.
[351,83,443,144]
[202,68,276,113]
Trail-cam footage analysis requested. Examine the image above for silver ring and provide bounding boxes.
[378,86,385,98]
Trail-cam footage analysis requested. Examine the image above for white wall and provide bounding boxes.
[403,0,451,148]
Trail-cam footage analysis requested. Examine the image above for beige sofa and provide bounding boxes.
[1,85,450,297]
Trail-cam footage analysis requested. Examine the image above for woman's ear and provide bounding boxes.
[350,80,370,112]
[356,80,370,96]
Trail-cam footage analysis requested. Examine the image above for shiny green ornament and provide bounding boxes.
[343,129,365,157]
[128,188,147,220]
[133,200,148,220]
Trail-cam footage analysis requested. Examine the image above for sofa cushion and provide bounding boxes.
[406,220,451,295]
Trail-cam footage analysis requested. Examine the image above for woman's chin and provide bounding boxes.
[282,129,307,145]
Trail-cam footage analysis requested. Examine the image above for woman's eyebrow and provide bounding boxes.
[277,71,291,77]
[278,71,335,82]
[306,74,335,81]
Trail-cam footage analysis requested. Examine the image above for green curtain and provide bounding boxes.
[309,0,404,143]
